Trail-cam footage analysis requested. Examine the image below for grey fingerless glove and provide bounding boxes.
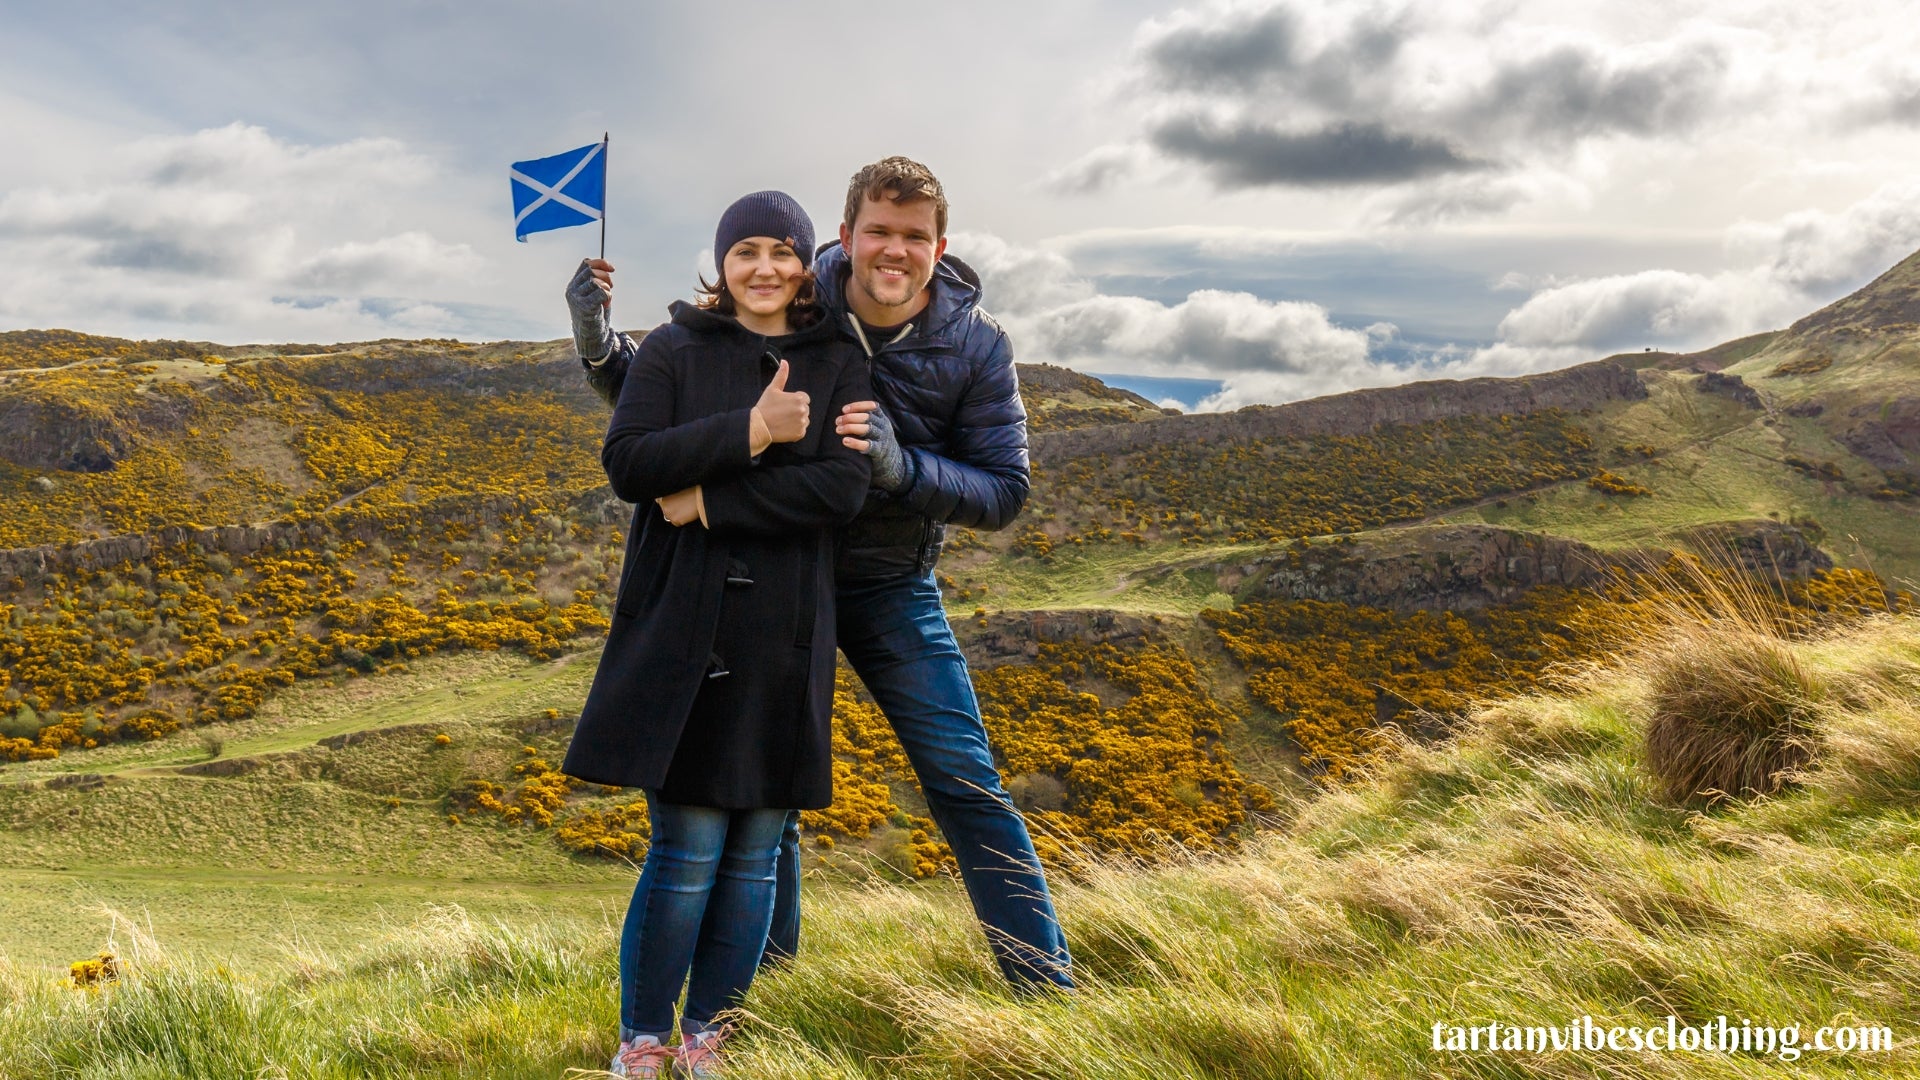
[863,405,914,493]
[565,259,612,362]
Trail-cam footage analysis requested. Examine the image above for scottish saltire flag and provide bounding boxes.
[509,139,605,242]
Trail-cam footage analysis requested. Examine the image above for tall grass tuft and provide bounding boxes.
[1641,624,1822,804]
[1626,548,1863,806]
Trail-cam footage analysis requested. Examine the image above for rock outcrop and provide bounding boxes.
[0,385,191,472]
[1147,521,1830,614]
[1203,526,1630,612]
[1835,396,1920,469]
[954,609,1164,661]
[1695,371,1763,410]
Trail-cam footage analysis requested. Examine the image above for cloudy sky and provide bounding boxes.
[3,1,1919,410]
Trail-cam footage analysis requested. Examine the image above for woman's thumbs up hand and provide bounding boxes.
[752,359,810,446]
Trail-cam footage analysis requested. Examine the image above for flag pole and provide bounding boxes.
[599,132,608,261]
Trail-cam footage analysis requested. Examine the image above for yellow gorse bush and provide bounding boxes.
[1026,411,1596,549]
[68,952,116,989]
[1207,567,1909,780]
[0,499,615,759]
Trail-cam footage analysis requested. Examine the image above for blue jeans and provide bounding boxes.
[620,794,788,1041]
[763,570,1076,990]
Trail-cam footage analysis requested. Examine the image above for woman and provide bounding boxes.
[561,190,871,1078]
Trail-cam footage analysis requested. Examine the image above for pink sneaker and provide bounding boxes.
[610,1034,675,1078]
[674,1023,734,1078]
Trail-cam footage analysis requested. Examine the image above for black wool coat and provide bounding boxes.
[562,301,871,809]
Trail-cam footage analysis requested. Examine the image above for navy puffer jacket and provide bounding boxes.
[584,242,1030,581]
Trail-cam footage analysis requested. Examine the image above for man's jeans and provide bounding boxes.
[620,794,788,1041]
[763,570,1076,990]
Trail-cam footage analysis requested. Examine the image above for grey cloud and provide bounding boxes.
[288,232,483,290]
[88,235,247,275]
[1142,5,1299,93]
[1378,176,1530,227]
[1148,117,1482,188]
[0,191,265,277]
[1039,145,1142,195]
[1843,77,1920,129]
[1141,4,1407,110]
[1457,39,1731,143]
[1063,3,1744,199]
[1884,84,1920,124]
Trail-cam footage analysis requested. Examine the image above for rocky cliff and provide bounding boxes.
[0,488,624,585]
[0,383,192,472]
[1143,521,1830,614]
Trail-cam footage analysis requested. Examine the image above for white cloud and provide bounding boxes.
[290,232,483,290]
[1493,269,1754,351]
[957,173,1920,411]
[948,232,1095,316]
[957,231,1422,409]
[1740,179,1920,294]
[1021,289,1372,376]
[1472,178,1920,367]
[0,122,498,342]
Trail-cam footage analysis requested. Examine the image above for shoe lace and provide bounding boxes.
[677,1023,734,1072]
[618,1037,675,1073]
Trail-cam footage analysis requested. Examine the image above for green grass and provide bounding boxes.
[1440,372,1920,584]
[0,643,635,977]
[1,645,601,782]
[6,614,1917,1078]
[0,867,627,974]
[944,538,1282,615]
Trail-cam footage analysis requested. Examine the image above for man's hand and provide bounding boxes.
[837,400,912,492]
[753,359,810,446]
[566,258,615,361]
[656,486,703,527]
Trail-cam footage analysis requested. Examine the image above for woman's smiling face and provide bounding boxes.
[723,236,805,332]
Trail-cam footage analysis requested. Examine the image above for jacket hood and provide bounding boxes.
[811,241,984,346]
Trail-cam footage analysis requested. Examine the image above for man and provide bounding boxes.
[565,156,1075,991]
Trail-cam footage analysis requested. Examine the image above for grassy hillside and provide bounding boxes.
[3,603,1915,1078]
[1475,251,1920,582]
[1438,367,1920,581]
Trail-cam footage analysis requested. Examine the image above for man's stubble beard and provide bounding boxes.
[855,268,931,322]
[859,274,913,310]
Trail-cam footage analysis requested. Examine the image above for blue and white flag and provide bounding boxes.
[509,139,605,242]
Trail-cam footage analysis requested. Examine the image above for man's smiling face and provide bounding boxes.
[840,194,947,324]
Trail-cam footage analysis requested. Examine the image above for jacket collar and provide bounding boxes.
[666,299,842,347]
[812,241,983,353]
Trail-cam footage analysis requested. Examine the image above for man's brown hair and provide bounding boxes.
[843,156,948,238]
